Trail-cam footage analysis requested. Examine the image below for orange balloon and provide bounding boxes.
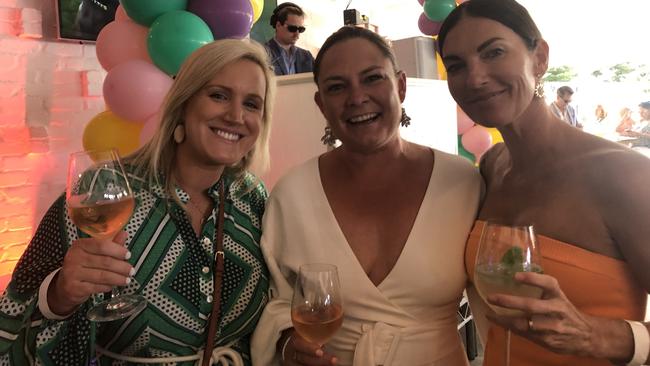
[82,111,143,157]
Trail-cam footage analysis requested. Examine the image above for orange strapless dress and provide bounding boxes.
[465,220,647,366]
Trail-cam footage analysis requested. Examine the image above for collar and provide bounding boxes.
[273,37,296,53]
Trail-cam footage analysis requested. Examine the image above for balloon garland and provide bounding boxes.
[83,0,265,155]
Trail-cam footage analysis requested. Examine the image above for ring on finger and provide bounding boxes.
[528,317,535,331]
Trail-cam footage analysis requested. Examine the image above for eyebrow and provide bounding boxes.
[205,84,264,102]
[322,65,384,83]
[442,37,505,63]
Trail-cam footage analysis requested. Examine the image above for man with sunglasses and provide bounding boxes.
[550,86,582,128]
[265,2,314,76]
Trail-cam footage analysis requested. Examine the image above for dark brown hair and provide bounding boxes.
[437,0,542,57]
[313,26,398,84]
[269,2,304,28]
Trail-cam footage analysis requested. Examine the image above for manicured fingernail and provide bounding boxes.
[129,267,136,276]
[315,349,323,357]
[125,251,131,260]
[125,277,131,285]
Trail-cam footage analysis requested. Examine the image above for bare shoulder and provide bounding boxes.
[581,140,650,290]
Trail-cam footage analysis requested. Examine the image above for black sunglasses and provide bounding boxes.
[286,24,306,33]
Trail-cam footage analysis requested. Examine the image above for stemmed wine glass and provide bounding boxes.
[66,149,146,321]
[291,263,344,347]
[474,222,544,366]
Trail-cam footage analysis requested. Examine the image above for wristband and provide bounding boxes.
[625,320,649,366]
[280,334,292,362]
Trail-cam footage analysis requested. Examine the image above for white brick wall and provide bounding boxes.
[0,0,106,282]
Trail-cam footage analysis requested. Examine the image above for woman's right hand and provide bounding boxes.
[279,329,338,366]
[48,231,134,315]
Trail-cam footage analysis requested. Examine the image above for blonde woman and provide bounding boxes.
[0,39,275,365]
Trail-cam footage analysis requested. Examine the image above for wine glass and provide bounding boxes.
[66,149,146,321]
[291,263,344,347]
[473,222,544,366]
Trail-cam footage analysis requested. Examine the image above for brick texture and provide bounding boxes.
[0,3,105,285]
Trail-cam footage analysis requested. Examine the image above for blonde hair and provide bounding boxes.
[127,39,276,198]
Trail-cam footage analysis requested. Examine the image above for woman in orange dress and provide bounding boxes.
[437,0,650,365]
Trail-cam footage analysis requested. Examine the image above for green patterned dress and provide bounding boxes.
[0,170,269,365]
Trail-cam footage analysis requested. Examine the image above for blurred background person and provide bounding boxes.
[265,2,315,76]
[549,86,581,128]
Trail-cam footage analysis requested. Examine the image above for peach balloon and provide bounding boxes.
[103,60,173,123]
[114,5,131,22]
[457,105,475,135]
[96,20,152,71]
[461,125,493,155]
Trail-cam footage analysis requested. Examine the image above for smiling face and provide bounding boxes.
[177,59,266,169]
[314,38,406,153]
[442,16,548,127]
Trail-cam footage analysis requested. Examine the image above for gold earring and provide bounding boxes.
[534,75,545,99]
[173,124,185,143]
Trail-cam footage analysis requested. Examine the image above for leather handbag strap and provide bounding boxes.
[202,183,227,366]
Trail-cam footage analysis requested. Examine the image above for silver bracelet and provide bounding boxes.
[280,334,292,362]
[625,320,649,366]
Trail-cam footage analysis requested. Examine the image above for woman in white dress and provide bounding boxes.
[251,26,482,366]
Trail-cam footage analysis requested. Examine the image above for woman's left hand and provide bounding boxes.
[485,271,604,358]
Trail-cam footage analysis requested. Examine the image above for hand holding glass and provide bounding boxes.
[66,149,146,321]
[291,264,344,346]
[474,222,544,366]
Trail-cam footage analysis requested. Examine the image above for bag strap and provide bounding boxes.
[202,183,227,366]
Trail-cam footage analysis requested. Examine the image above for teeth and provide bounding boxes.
[348,113,378,124]
[214,129,240,141]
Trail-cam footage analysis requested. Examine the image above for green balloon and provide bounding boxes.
[423,0,457,22]
[147,10,214,76]
[121,0,188,27]
[457,136,476,163]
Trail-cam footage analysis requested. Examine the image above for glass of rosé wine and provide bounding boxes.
[66,149,145,321]
[291,263,344,346]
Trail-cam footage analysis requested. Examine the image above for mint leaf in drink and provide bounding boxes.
[500,246,525,274]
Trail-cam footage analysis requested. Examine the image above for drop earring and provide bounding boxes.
[173,124,185,143]
[534,75,545,99]
[400,107,411,127]
[321,125,336,147]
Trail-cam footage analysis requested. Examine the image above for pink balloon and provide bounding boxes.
[462,125,493,155]
[457,106,475,135]
[418,12,442,36]
[96,20,152,71]
[114,5,131,22]
[139,113,161,146]
[103,60,173,123]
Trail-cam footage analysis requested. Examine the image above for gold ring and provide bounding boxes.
[528,317,535,331]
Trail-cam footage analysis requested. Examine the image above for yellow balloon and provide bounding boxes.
[432,35,447,80]
[251,0,264,24]
[487,127,504,144]
[83,110,143,157]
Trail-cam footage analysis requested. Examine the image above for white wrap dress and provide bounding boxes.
[252,150,481,366]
